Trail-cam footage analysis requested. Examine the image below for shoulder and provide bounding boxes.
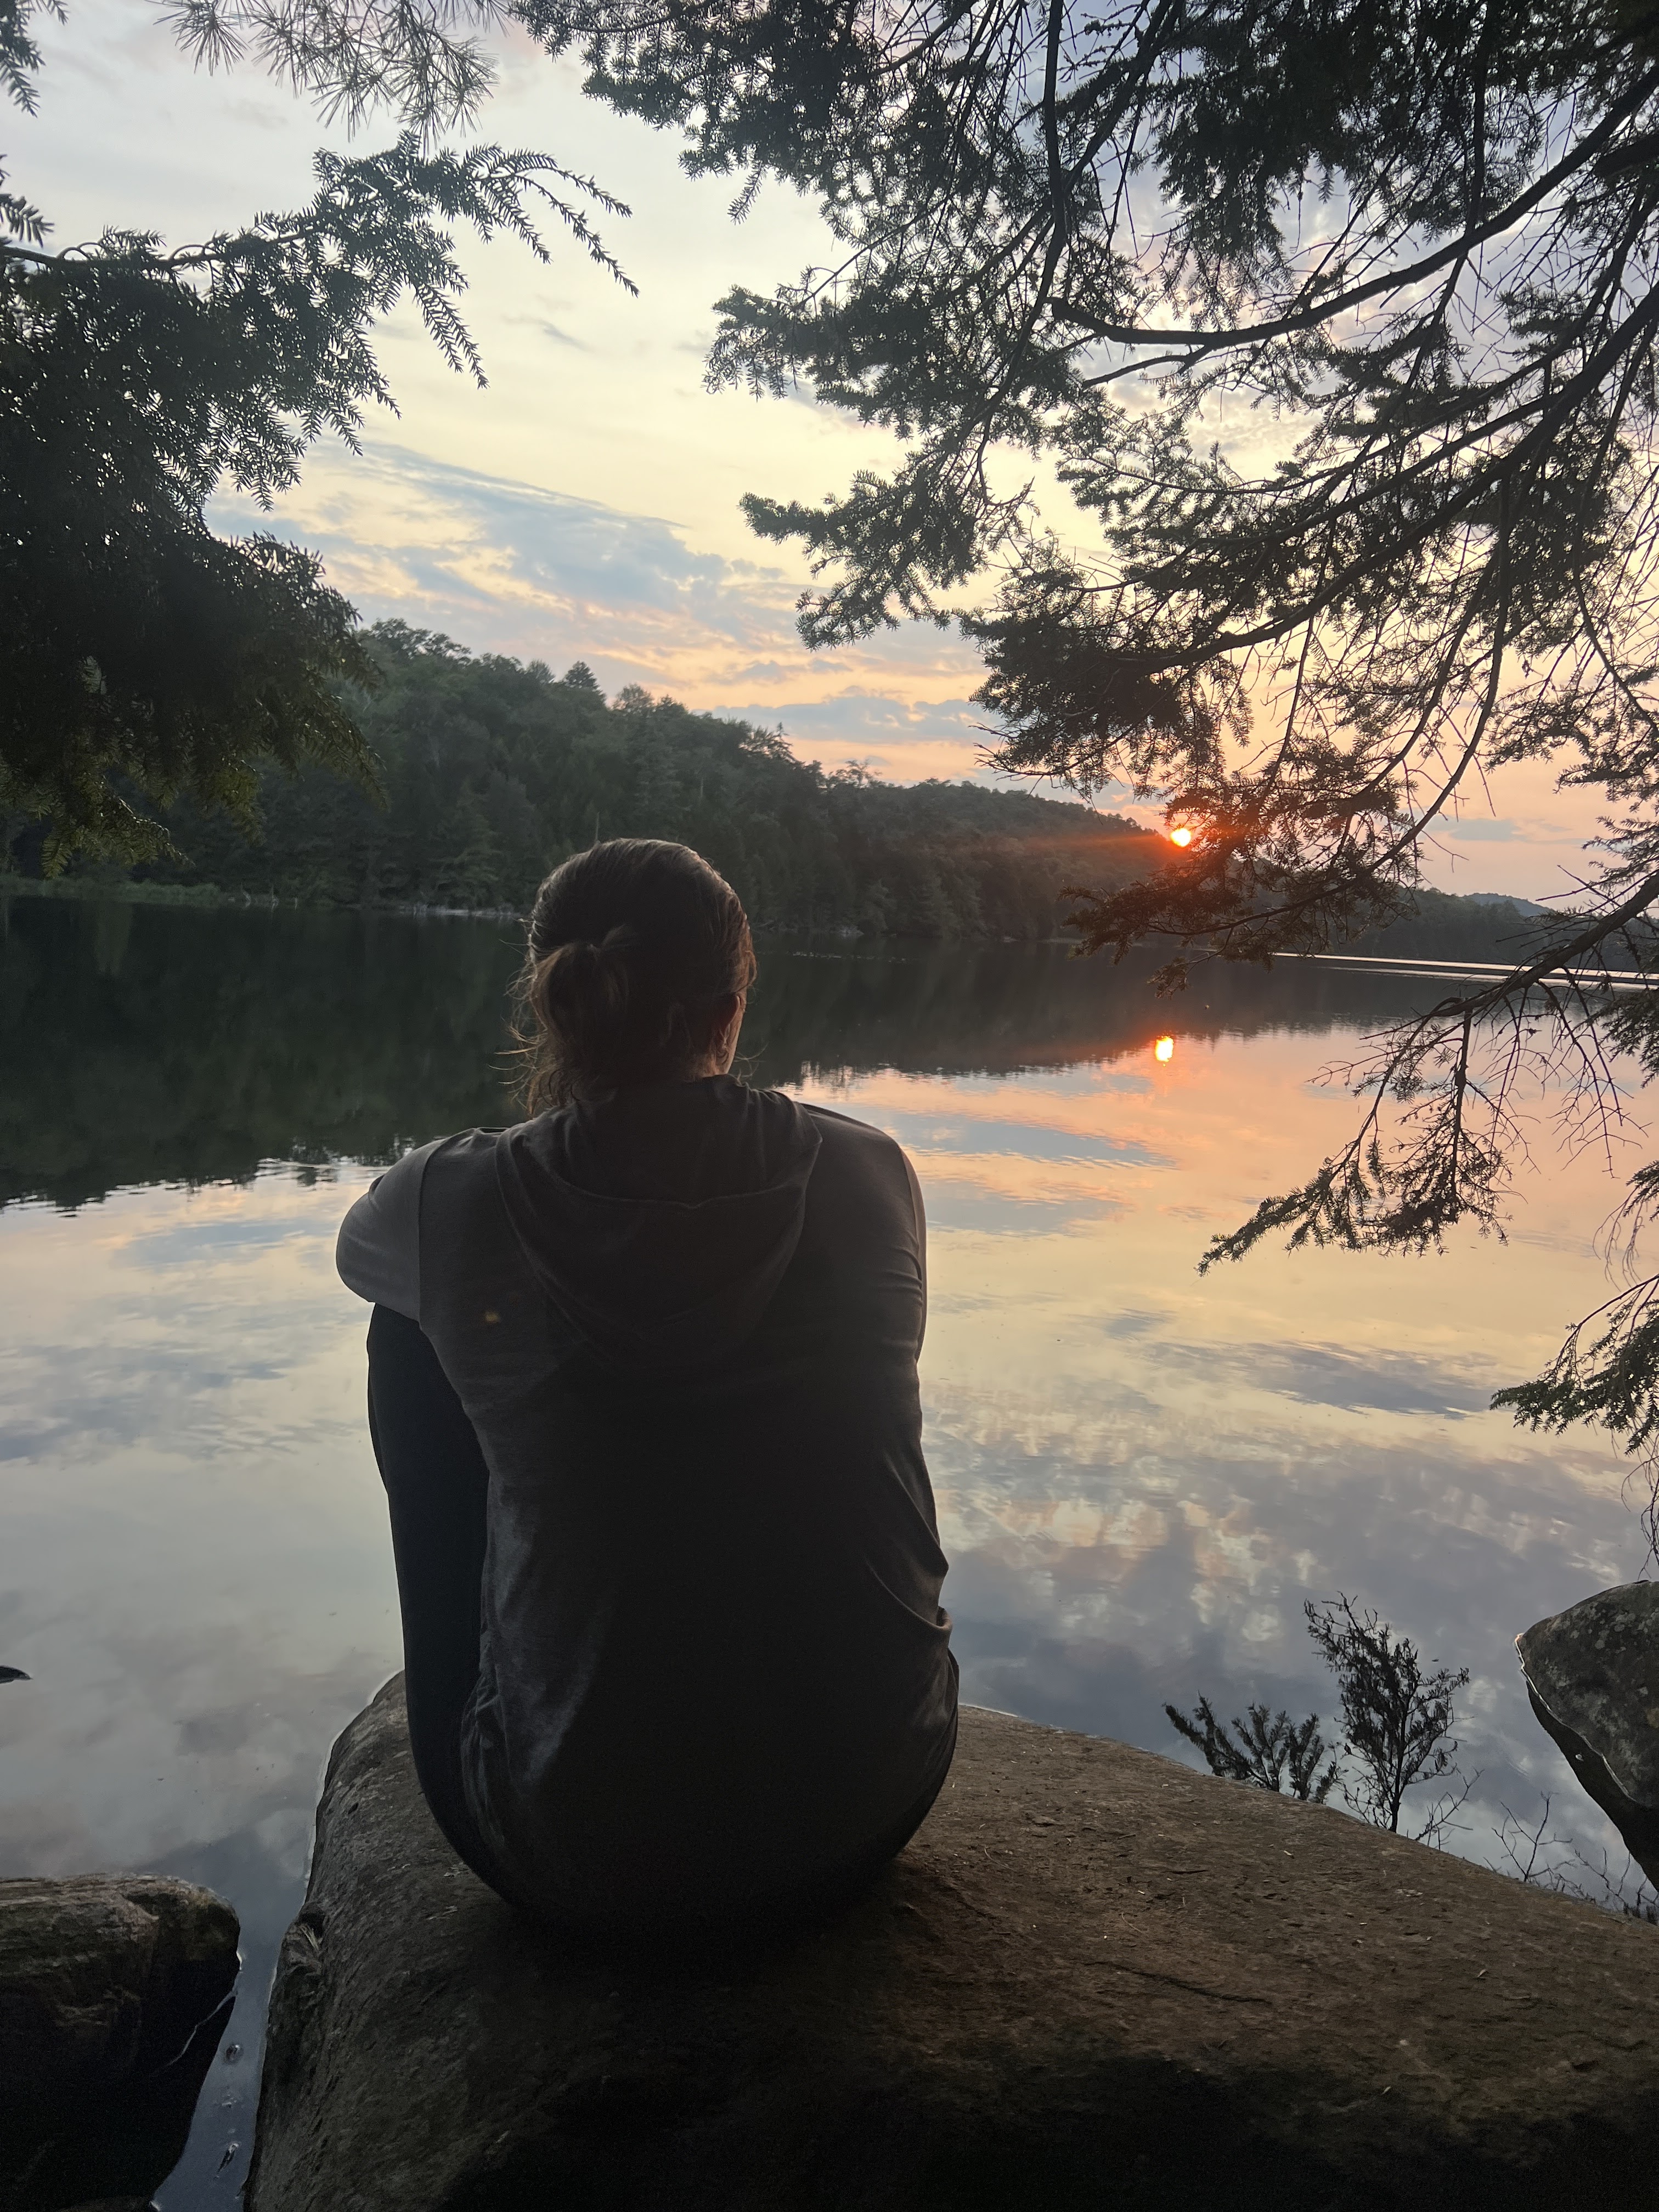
[419,1124,506,1192]
[799,1101,923,1232]
[336,1131,494,1317]
[800,1100,909,1168]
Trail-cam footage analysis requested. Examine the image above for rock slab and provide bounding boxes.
[1517,1578,1659,1888]
[249,1677,1659,2212]
[0,1875,239,2212]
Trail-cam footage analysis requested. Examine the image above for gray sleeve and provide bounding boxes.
[335,1142,441,1321]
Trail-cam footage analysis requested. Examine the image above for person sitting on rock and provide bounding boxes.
[336,838,958,1938]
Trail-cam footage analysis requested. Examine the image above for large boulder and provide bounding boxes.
[0,1874,239,2212]
[1517,1579,1659,1888]
[249,1676,1659,2210]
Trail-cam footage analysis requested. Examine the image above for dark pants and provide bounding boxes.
[366,1304,507,1892]
[366,1304,956,1943]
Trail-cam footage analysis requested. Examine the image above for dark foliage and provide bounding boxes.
[1493,1267,1659,1554]
[1169,1595,1469,1838]
[1163,1697,1337,1802]
[39,622,1155,935]
[0,3,628,867]
[1305,1597,1470,1839]
[516,0,1659,1488]
[1496,1793,1659,1919]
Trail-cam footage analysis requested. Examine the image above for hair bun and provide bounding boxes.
[532,929,634,1034]
[518,840,755,1108]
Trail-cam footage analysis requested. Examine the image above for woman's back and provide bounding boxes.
[338,840,956,1932]
[347,1078,952,1923]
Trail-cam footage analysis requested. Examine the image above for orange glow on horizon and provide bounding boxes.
[1154,1035,1175,1063]
[1169,826,1194,847]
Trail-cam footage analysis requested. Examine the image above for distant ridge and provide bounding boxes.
[1459,891,1550,916]
[5,625,1158,942]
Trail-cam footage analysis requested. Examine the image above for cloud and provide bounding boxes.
[499,312,590,350]
[214,441,794,669]
[709,689,1002,781]
[212,441,1005,781]
[208,444,1616,866]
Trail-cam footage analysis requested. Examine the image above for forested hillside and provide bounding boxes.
[4,624,1159,940]
[4,623,1569,957]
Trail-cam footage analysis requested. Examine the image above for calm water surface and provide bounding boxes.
[0,896,1649,2205]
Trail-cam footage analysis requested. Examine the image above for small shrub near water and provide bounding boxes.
[1170,1594,1657,1916]
[1168,1594,1468,1838]
[1303,1596,1471,1842]
[1163,1698,1337,1802]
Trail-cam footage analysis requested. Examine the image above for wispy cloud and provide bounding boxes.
[212,441,1003,782]
[215,441,791,659]
[210,440,1614,879]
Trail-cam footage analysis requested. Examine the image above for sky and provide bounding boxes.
[10,0,1612,895]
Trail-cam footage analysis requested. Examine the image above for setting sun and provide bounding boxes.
[1169,826,1194,847]
[1154,1035,1175,1063]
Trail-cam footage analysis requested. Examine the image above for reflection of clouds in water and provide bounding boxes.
[810,1048,1653,1877]
[822,1071,1179,1148]
[112,1215,334,1265]
[939,1066,1158,1100]
[0,1176,376,1462]
[864,1110,1172,1169]
[817,1075,1187,1226]
[911,1184,1131,1234]
[1100,1308,1167,1339]
[929,1374,1637,1867]
[0,1638,387,1876]
[2,1336,312,1457]
[2,1188,395,2196]
[0,1171,399,1900]
[4,1021,1656,1966]
[1153,1338,1498,1416]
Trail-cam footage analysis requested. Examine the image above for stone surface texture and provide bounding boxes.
[1,1875,239,2212]
[1517,1578,1659,1887]
[249,1677,1659,2210]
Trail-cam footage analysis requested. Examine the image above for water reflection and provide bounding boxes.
[2,895,1453,1206]
[0,898,1649,2209]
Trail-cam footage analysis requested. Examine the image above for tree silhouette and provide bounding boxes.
[1164,1698,1338,1802]
[1,2,629,867]
[1305,1597,1470,1838]
[552,0,1659,1483]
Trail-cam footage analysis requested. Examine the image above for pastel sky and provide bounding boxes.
[13,1,1610,894]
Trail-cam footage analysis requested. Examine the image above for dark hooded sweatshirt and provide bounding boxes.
[336,1077,957,1925]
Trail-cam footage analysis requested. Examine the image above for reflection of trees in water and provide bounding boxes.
[0,899,1458,1208]
[747,944,1441,1087]
[0,901,524,1206]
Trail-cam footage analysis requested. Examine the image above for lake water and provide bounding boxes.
[1,894,1651,2206]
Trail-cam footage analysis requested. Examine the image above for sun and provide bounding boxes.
[1154,1035,1175,1063]
[1168,826,1194,848]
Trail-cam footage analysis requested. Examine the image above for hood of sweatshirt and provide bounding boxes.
[493,1076,822,1380]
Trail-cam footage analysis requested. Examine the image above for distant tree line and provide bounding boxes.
[3,624,1164,941]
[5,624,1573,957]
